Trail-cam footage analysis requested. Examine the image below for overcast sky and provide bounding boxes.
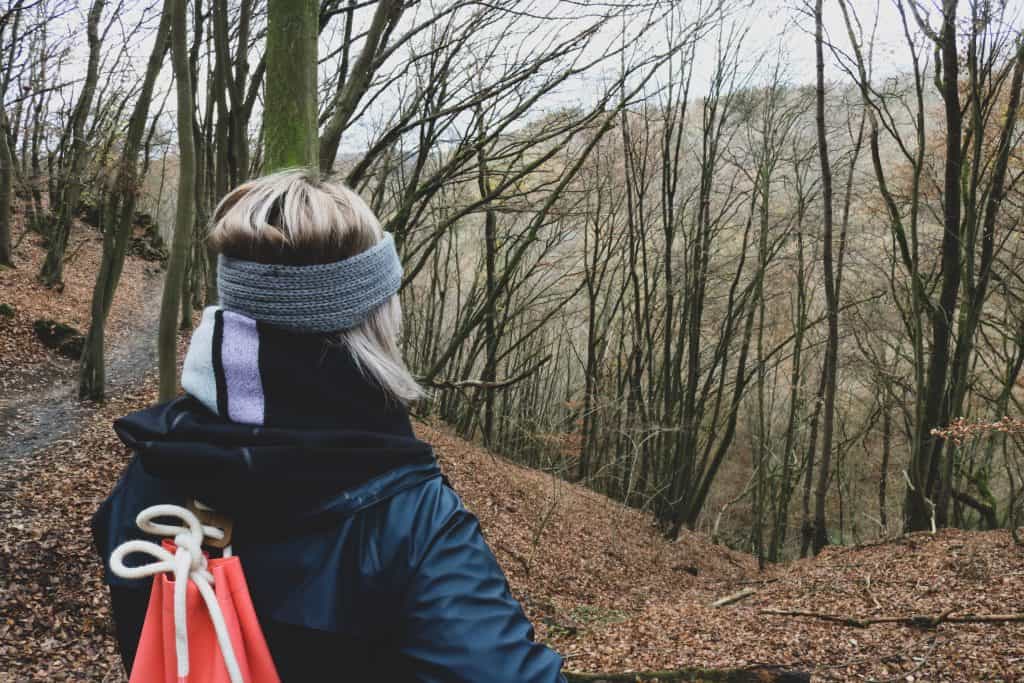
[336,0,1008,154]
[31,0,1024,156]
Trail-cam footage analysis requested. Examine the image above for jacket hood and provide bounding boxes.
[113,395,438,525]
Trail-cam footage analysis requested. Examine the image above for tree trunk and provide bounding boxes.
[158,0,197,401]
[38,0,106,287]
[812,0,838,555]
[907,0,961,532]
[476,110,498,447]
[0,107,12,267]
[1,2,23,248]
[213,0,252,184]
[937,18,1024,527]
[79,1,172,401]
[879,392,891,532]
[265,0,318,172]
[28,19,48,232]
[769,187,808,562]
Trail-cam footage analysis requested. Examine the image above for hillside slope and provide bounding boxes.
[421,421,1024,680]
[2,378,1023,680]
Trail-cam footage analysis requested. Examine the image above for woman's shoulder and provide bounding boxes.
[367,469,465,554]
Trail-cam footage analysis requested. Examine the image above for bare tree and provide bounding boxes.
[79,0,172,400]
[38,0,106,288]
[319,0,405,172]
[808,0,839,555]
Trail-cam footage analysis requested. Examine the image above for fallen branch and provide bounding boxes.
[564,665,810,682]
[711,587,756,608]
[761,608,874,628]
[760,608,1024,628]
[941,613,1024,624]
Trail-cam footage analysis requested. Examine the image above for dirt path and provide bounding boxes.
[0,271,164,465]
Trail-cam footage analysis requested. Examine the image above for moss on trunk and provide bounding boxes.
[264,0,318,172]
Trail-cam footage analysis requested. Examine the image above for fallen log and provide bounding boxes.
[563,665,811,682]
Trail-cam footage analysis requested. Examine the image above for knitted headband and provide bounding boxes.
[216,231,403,333]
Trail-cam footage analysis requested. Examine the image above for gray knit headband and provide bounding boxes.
[217,232,403,333]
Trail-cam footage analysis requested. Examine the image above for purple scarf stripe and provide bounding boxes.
[221,310,265,425]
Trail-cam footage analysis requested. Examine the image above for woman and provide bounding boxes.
[92,169,567,682]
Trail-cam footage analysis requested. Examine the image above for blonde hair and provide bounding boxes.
[208,168,426,405]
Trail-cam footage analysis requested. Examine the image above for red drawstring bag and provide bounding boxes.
[111,504,281,683]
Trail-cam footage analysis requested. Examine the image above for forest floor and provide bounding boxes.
[0,218,163,463]
[1,223,1023,682]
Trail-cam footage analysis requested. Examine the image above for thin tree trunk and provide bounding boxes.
[29,74,45,230]
[880,391,891,532]
[38,0,106,287]
[812,0,838,555]
[476,111,498,447]
[0,107,12,267]
[769,171,810,562]
[158,0,197,400]
[213,0,252,184]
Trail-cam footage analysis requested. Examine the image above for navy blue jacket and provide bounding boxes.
[92,395,567,682]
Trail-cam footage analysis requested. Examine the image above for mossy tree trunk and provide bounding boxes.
[158,0,196,401]
[78,2,172,401]
[264,0,318,172]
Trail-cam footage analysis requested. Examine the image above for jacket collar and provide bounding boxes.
[111,395,439,529]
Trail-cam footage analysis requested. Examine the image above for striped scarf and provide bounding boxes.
[181,306,414,435]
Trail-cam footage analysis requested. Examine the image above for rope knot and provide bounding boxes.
[110,504,242,683]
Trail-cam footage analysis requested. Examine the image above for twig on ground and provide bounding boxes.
[711,587,756,608]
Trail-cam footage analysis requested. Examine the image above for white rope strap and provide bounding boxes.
[110,504,244,683]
